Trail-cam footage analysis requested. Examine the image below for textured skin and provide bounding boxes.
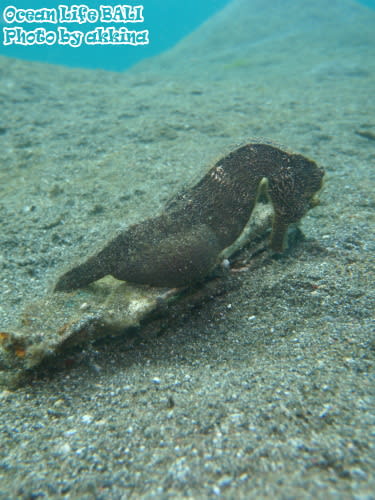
[54,144,324,290]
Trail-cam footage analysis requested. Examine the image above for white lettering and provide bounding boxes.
[3,6,57,24]
[3,27,57,45]
[57,27,84,47]
[85,27,149,45]
[100,5,144,22]
[58,5,98,24]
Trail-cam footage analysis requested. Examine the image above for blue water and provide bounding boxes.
[0,0,374,71]
[0,0,230,71]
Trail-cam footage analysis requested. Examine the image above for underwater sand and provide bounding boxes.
[0,0,374,497]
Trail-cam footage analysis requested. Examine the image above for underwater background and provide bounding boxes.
[1,0,372,71]
[0,0,374,498]
[0,0,231,71]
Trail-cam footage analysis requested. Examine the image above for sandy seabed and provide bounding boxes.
[0,0,374,498]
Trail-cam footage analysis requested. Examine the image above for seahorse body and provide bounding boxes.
[54,143,324,290]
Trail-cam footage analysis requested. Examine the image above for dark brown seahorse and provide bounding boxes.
[54,143,324,291]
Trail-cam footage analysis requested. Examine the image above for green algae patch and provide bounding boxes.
[0,278,171,388]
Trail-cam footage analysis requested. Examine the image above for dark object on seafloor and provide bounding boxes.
[55,143,324,291]
[355,129,375,141]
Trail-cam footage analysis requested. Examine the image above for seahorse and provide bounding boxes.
[54,143,324,290]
